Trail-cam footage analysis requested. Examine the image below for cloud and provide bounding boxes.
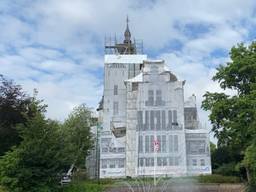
[0,0,256,134]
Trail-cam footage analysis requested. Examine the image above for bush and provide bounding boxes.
[197,174,241,183]
[63,182,103,192]
[214,162,241,176]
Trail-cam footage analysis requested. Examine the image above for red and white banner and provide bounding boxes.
[153,139,159,152]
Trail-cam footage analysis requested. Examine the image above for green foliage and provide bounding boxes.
[214,163,241,177]
[0,112,65,192]
[211,145,243,171]
[202,42,256,186]
[63,181,103,192]
[213,43,256,95]
[197,174,241,183]
[243,143,256,191]
[62,104,94,167]
[0,76,95,191]
[202,43,256,148]
[0,75,46,156]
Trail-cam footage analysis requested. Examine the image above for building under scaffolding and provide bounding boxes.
[88,18,212,178]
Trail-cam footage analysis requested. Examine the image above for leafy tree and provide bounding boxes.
[0,75,46,156]
[62,104,94,169]
[202,42,256,188]
[0,108,65,192]
[0,76,95,191]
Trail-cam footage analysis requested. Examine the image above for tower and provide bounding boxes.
[100,18,147,178]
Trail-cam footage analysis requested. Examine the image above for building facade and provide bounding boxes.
[97,20,211,178]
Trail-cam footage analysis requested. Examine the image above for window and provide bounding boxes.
[169,135,178,152]
[144,111,149,130]
[173,110,177,124]
[102,148,108,153]
[137,111,143,130]
[146,90,154,106]
[101,138,111,146]
[109,147,117,153]
[145,136,150,153]
[157,157,167,166]
[113,102,118,115]
[157,135,161,152]
[139,158,144,167]
[101,159,107,168]
[118,147,125,153]
[138,135,143,153]
[118,159,124,168]
[200,159,205,166]
[157,157,163,166]
[109,160,115,168]
[169,135,173,152]
[192,159,197,166]
[114,85,118,95]
[155,90,162,106]
[174,135,178,152]
[167,110,172,130]
[155,110,161,130]
[132,83,138,91]
[162,111,166,130]
[187,140,206,155]
[150,135,154,152]
[150,110,154,130]
[163,157,167,166]
[145,158,154,167]
[162,135,167,153]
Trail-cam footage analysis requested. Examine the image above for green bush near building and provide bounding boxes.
[62,181,104,192]
[197,174,241,183]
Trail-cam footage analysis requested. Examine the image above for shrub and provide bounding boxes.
[197,174,241,183]
[214,162,241,176]
[63,182,103,192]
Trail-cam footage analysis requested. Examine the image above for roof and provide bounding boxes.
[125,73,143,83]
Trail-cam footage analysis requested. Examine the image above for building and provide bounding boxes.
[97,18,211,178]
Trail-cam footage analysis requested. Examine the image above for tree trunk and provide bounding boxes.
[246,166,251,183]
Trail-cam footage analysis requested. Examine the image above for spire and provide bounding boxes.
[124,15,131,43]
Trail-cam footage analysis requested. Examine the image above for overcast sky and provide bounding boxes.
[1,0,256,142]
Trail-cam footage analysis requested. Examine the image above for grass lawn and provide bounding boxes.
[64,174,242,191]
[0,174,242,192]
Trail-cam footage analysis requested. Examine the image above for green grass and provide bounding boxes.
[62,181,104,192]
[99,174,241,186]
[0,175,242,192]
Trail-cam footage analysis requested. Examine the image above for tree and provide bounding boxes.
[0,108,65,192]
[62,104,94,169]
[0,75,46,156]
[202,42,256,188]
[243,143,256,191]
[0,103,95,192]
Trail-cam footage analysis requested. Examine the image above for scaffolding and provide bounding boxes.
[104,35,143,55]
